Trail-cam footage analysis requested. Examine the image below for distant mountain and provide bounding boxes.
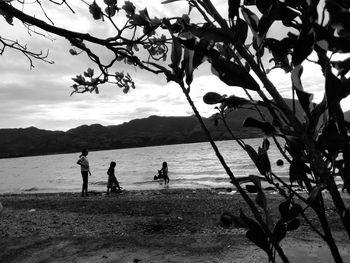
[0,99,348,158]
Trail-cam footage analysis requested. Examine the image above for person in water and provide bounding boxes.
[160,161,169,184]
[107,161,121,194]
[154,161,170,184]
[77,149,91,197]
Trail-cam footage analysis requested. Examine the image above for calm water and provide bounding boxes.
[0,138,289,194]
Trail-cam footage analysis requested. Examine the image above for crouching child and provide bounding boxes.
[107,161,121,194]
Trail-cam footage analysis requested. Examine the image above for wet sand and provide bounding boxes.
[0,188,349,262]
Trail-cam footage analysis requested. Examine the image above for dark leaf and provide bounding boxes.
[203,92,225,104]
[241,7,259,34]
[122,1,136,17]
[291,65,314,116]
[105,5,117,17]
[289,203,303,219]
[216,43,234,60]
[325,67,350,115]
[221,95,252,109]
[245,144,260,172]
[90,85,99,94]
[273,219,287,243]
[131,14,149,26]
[278,200,302,223]
[326,0,350,40]
[258,146,271,175]
[170,38,182,72]
[276,1,300,21]
[343,209,350,234]
[139,8,151,23]
[291,64,303,91]
[317,120,347,155]
[240,210,270,253]
[214,118,219,126]
[256,0,273,13]
[177,36,218,59]
[72,75,86,85]
[307,184,327,205]
[289,159,310,185]
[211,58,260,90]
[285,136,305,159]
[234,18,249,44]
[243,117,276,136]
[228,0,240,21]
[245,144,269,176]
[183,48,195,85]
[0,8,13,25]
[246,229,270,254]
[104,0,117,5]
[314,24,350,53]
[89,1,103,20]
[249,175,267,210]
[279,199,292,222]
[84,68,94,78]
[292,26,314,66]
[295,88,314,116]
[262,138,270,151]
[242,7,263,56]
[329,36,350,53]
[258,4,275,37]
[192,50,206,69]
[286,218,300,231]
[188,23,232,43]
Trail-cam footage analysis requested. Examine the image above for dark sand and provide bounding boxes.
[0,188,349,262]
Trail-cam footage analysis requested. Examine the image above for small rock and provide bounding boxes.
[220,212,234,227]
[245,184,258,193]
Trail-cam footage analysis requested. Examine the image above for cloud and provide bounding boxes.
[1,0,349,132]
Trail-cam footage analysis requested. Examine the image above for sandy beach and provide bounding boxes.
[0,188,349,263]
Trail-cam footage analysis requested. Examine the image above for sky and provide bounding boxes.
[0,0,348,131]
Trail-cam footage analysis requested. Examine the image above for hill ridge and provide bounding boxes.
[1,99,349,158]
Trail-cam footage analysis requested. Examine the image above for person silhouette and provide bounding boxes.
[160,161,169,184]
[107,161,121,194]
[77,149,91,197]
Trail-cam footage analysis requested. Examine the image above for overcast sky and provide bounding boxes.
[0,0,348,131]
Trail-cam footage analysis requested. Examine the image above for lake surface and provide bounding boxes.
[0,138,289,194]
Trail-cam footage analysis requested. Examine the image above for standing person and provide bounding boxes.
[161,161,169,185]
[77,149,91,197]
[106,161,121,194]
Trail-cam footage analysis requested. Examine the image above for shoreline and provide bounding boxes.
[1,188,349,262]
[1,182,348,198]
